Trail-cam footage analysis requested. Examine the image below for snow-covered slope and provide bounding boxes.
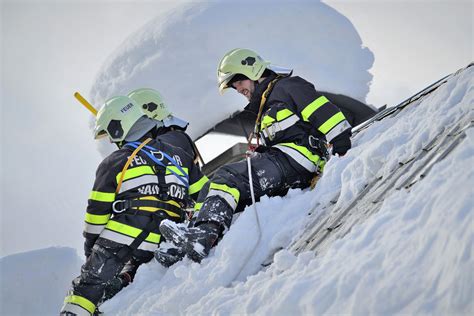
[1,66,471,316]
[0,247,83,315]
[96,65,472,315]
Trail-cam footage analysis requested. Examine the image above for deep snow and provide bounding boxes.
[1,1,472,315]
[2,62,470,316]
[97,63,474,316]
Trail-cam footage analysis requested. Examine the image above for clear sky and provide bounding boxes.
[323,0,472,107]
[1,0,472,257]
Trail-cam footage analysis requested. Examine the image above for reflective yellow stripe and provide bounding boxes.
[262,115,275,126]
[105,220,161,243]
[301,96,329,121]
[64,295,96,314]
[209,183,240,202]
[319,112,346,134]
[133,196,181,217]
[166,166,188,176]
[194,202,203,210]
[138,195,180,207]
[116,165,155,183]
[89,191,115,202]
[189,175,209,195]
[261,109,293,130]
[278,142,321,164]
[276,109,293,121]
[85,213,110,225]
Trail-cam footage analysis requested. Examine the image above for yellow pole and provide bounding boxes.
[74,92,98,116]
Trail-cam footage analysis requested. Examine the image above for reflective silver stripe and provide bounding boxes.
[208,189,238,210]
[84,223,105,235]
[99,229,159,252]
[60,303,91,316]
[119,175,159,194]
[100,229,134,245]
[138,241,160,252]
[325,120,351,143]
[165,174,182,185]
[274,145,317,173]
[262,115,299,139]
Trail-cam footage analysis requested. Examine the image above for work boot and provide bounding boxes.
[154,243,185,267]
[160,220,221,263]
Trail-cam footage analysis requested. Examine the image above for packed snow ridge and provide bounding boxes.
[1,0,472,314]
[3,67,471,315]
[95,64,473,316]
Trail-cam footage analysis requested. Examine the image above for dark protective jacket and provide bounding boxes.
[246,73,352,173]
[155,128,198,162]
[83,134,209,255]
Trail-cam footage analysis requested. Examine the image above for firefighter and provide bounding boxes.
[98,88,207,298]
[160,48,352,263]
[60,95,208,315]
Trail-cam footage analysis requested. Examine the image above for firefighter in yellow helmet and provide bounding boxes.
[160,48,352,263]
[60,95,208,315]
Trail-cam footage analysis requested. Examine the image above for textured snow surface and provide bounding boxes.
[1,66,471,316]
[101,67,472,315]
[1,1,473,314]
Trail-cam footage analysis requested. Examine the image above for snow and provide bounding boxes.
[3,66,468,315]
[96,64,474,315]
[89,0,374,142]
[0,247,83,316]
[1,1,473,315]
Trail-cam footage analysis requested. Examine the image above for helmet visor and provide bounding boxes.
[218,71,236,93]
[94,128,108,140]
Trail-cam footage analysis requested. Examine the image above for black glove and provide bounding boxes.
[331,131,352,156]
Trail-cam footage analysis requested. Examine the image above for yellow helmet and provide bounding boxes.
[217,48,270,94]
[127,88,171,121]
[94,96,146,142]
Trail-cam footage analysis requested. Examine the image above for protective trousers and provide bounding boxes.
[194,148,314,230]
[60,242,152,315]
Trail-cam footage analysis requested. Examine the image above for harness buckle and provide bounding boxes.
[150,151,163,161]
[308,135,330,159]
[112,200,131,213]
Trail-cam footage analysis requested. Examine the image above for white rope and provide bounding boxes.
[226,153,262,286]
[247,154,262,242]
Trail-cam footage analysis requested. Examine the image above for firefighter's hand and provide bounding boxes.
[331,132,351,156]
[254,145,269,153]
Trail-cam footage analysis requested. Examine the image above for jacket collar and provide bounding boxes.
[244,73,279,114]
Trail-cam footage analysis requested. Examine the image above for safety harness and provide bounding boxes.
[113,137,190,262]
[249,74,329,188]
[248,75,286,148]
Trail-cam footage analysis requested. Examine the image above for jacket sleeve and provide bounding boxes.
[82,157,117,256]
[281,77,352,144]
